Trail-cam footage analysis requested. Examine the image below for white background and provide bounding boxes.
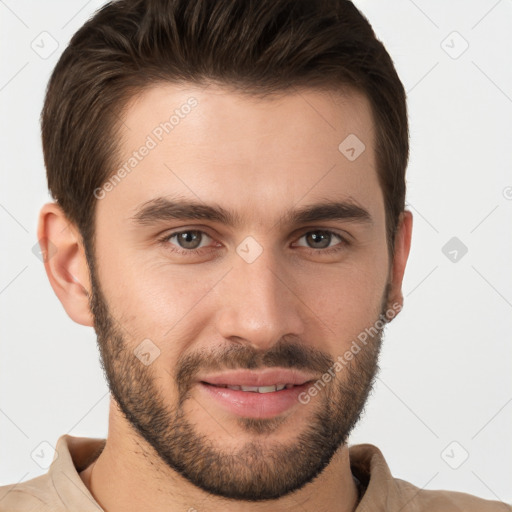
[0,0,511,503]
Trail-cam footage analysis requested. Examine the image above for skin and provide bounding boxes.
[38,83,412,512]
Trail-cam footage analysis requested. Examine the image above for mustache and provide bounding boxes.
[174,338,334,396]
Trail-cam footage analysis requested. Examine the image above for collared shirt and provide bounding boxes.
[0,434,510,511]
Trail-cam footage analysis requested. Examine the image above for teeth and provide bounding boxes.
[222,384,291,393]
[252,385,276,393]
[241,386,260,392]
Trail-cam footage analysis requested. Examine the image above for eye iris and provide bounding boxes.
[307,231,331,249]
[178,231,201,249]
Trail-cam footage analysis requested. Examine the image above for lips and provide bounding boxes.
[195,369,320,419]
[198,377,315,418]
[198,368,317,389]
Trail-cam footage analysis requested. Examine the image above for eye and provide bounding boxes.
[294,230,348,254]
[158,228,349,257]
[160,230,216,255]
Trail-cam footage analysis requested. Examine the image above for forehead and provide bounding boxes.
[100,82,382,228]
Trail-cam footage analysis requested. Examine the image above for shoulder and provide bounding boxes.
[0,473,60,512]
[393,477,512,511]
[349,443,511,512]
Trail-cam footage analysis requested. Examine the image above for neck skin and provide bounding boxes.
[79,401,360,512]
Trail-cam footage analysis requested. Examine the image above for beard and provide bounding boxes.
[86,253,391,501]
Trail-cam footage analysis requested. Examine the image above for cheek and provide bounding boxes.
[302,254,389,346]
[97,247,225,349]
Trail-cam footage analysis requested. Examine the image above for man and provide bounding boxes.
[0,0,510,510]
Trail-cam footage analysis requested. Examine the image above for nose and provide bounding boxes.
[214,244,306,352]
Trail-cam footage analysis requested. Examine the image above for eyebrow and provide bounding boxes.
[130,196,373,229]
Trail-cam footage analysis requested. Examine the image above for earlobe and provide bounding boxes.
[37,202,94,327]
[387,209,413,318]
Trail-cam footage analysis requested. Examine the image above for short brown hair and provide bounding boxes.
[42,0,408,263]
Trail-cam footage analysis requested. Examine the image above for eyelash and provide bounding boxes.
[157,229,350,256]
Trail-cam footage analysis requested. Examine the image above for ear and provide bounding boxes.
[386,209,413,318]
[37,202,94,327]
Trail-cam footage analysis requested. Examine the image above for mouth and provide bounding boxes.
[198,368,317,388]
[196,369,317,419]
[201,382,311,393]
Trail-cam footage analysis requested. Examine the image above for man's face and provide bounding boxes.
[88,84,394,500]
